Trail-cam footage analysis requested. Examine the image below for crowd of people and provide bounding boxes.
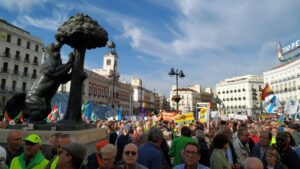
[0,117,300,169]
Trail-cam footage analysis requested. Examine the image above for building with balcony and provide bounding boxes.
[216,75,263,115]
[169,85,213,113]
[131,78,159,115]
[264,58,300,104]
[0,19,44,113]
[59,41,134,116]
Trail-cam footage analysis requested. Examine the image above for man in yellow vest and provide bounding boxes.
[10,133,48,169]
[45,133,74,169]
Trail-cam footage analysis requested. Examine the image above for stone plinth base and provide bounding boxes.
[6,123,96,131]
[0,127,107,156]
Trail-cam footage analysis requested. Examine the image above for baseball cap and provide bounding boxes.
[60,143,87,160]
[24,134,42,144]
[96,139,109,150]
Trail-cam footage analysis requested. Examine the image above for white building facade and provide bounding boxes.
[131,78,159,115]
[216,75,263,115]
[0,19,44,113]
[263,59,300,104]
[169,85,213,113]
[264,39,300,104]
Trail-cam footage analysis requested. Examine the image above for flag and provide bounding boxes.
[117,106,123,121]
[278,115,284,126]
[139,107,146,121]
[263,95,281,113]
[4,111,23,124]
[47,103,60,123]
[84,100,93,122]
[211,111,219,127]
[205,102,212,129]
[260,84,273,100]
[284,100,299,115]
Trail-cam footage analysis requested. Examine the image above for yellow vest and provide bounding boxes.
[10,153,48,169]
[50,156,59,169]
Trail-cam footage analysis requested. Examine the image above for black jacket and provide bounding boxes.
[277,146,300,169]
[86,153,99,169]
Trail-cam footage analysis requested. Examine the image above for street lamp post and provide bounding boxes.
[109,64,119,109]
[140,81,143,116]
[252,88,258,119]
[168,68,185,113]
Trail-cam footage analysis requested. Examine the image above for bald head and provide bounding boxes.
[244,157,263,169]
[7,130,23,151]
[123,143,138,165]
[124,143,138,152]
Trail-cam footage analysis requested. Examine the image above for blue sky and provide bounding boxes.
[1,0,300,96]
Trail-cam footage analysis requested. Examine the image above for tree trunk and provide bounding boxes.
[63,48,86,123]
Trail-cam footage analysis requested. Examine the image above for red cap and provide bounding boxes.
[96,139,109,150]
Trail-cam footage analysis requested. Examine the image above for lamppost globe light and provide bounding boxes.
[168,67,184,113]
[169,68,176,76]
[179,70,185,78]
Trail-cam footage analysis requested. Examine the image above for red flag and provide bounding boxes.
[47,104,59,123]
[260,84,272,100]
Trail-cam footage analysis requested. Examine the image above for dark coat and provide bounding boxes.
[264,162,288,169]
[86,153,99,169]
[4,145,23,167]
[252,142,269,167]
[277,146,300,169]
[138,142,162,169]
[115,134,131,163]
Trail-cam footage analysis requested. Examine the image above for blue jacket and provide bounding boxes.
[137,142,162,169]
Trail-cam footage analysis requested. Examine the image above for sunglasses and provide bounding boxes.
[124,151,137,156]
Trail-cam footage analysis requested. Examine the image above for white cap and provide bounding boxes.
[0,146,6,159]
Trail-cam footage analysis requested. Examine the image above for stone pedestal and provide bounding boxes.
[0,127,107,156]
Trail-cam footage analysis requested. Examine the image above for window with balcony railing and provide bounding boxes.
[1,79,6,90]
[12,81,16,91]
[27,42,31,49]
[24,54,30,63]
[32,73,37,79]
[22,82,26,92]
[33,57,38,65]
[35,45,39,52]
[13,65,19,75]
[6,34,11,42]
[15,51,21,61]
[17,38,22,46]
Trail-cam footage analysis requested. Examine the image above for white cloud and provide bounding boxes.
[15,9,69,31]
[0,0,49,13]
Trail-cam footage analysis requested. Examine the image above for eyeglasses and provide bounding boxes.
[124,151,137,156]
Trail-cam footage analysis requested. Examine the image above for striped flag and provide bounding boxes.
[260,84,273,100]
[47,103,60,123]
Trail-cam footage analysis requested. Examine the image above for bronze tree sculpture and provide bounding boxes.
[55,13,108,123]
[4,13,108,127]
